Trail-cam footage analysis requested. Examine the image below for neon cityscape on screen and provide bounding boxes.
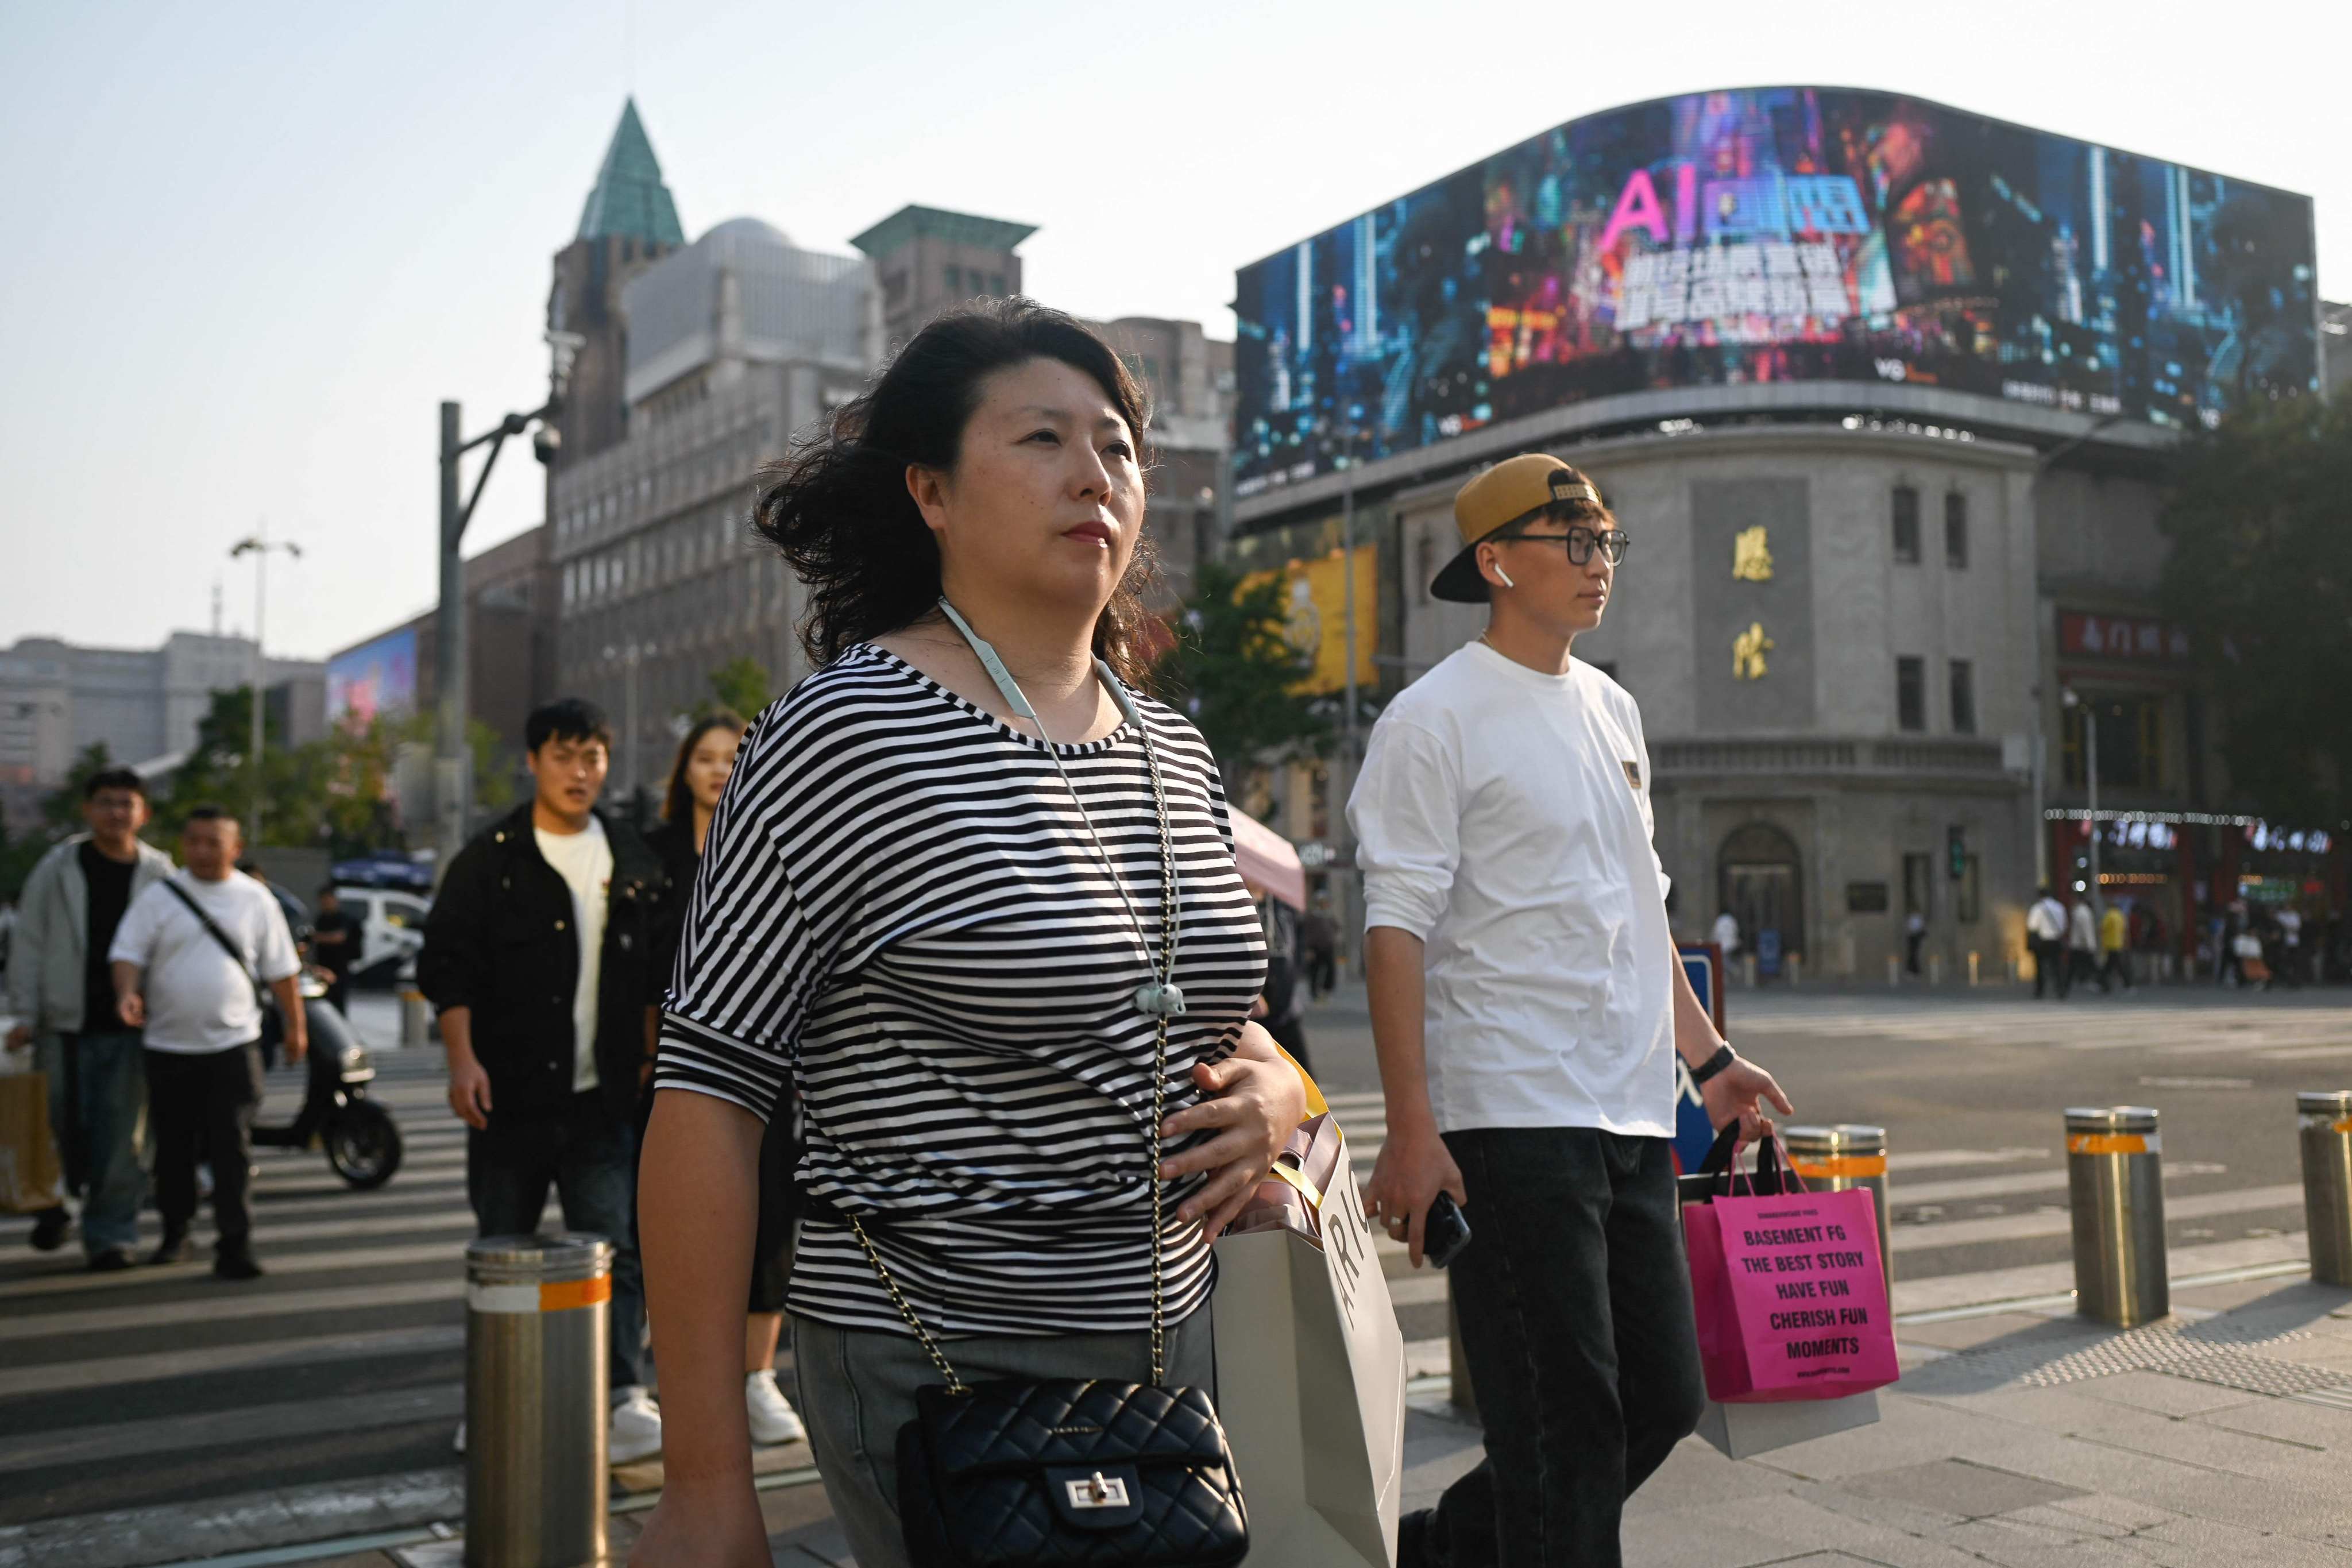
[1233,87,2319,495]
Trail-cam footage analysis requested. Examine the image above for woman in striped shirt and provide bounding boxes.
[634,301,1306,1568]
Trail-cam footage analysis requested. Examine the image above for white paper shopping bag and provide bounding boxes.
[1213,1127,1406,1566]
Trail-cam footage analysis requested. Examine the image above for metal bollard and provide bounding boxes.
[1787,952,1802,987]
[1783,1125,1893,1296]
[2299,1091,2352,1288]
[1927,953,1944,986]
[1968,951,1980,986]
[1886,955,1900,987]
[2065,1107,2167,1326]
[466,1234,612,1568]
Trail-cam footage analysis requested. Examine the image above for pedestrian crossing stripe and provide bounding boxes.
[465,1277,610,1314]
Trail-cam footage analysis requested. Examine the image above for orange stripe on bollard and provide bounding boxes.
[539,1277,612,1312]
[1791,1155,1888,1179]
[2068,1133,2151,1156]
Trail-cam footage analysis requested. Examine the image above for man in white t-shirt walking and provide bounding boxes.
[109,806,306,1280]
[1354,455,1793,1567]
[2026,886,2069,999]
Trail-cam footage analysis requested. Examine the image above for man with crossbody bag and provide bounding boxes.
[109,806,306,1280]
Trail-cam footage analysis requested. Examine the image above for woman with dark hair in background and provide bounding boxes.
[642,712,806,1449]
[632,299,1304,1567]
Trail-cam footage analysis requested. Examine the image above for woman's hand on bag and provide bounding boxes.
[1362,1119,1466,1268]
[1702,1053,1794,1150]
[1160,1021,1308,1241]
[628,1480,769,1568]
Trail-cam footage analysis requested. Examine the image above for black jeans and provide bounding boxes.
[145,1044,264,1252]
[1412,1128,1706,1568]
[469,1090,649,1394]
[2030,937,2064,998]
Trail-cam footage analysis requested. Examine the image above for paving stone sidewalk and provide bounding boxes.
[16,1277,2350,1568]
[1399,1275,2352,1568]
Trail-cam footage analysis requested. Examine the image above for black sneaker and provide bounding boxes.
[87,1249,137,1273]
[214,1248,264,1281]
[29,1208,69,1252]
[148,1232,194,1266]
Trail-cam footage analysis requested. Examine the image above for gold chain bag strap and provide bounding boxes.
[834,610,1248,1567]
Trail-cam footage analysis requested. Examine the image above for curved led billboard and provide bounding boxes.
[1233,87,2318,497]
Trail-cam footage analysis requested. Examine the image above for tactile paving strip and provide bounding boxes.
[1902,1316,2352,1399]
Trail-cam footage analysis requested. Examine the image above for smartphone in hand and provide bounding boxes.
[1423,1191,1472,1269]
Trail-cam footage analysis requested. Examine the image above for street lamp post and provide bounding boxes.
[435,333,581,880]
[229,527,303,848]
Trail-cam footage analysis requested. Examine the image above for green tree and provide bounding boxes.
[702,656,772,722]
[2156,396,2352,826]
[1154,562,1331,793]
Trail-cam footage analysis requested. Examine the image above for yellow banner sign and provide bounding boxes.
[1242,546,1378,696]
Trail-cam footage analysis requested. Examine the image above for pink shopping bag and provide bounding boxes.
[1683,1134,1899,1404]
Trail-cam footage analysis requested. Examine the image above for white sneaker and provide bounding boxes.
[609,1387,663,1465]
[746,1369,807,1446]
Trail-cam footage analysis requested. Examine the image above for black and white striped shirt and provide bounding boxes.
[655,644,1267,1338]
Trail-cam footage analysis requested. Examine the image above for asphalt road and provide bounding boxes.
[2,980,2346,1538]
[1291,974,2344,1280]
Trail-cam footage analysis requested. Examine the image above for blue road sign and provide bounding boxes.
[1673,943,1725,1172]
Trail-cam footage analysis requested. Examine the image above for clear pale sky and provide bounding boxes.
[2,0,2343,662]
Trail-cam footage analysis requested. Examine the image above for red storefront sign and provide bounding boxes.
[2059,611,2189,662]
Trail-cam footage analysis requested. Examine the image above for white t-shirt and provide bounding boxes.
[535,818,612,1093]
[1711,912,1740,955]
[2068,901,2099,952]
[109,870,301,1055]
[2026,897,2067,943]
[1349,642,1674,1137]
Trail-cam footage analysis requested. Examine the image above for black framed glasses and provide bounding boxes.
[1510,526,1629,566]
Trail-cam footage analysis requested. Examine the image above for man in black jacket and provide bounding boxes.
[419,698,672,1463]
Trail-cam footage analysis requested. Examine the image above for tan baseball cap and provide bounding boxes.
[1429,454,1606,603]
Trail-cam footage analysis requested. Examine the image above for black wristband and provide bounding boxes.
[1689,1043,1737,1087]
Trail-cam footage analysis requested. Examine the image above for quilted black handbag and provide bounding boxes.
[839,652,1249,1567]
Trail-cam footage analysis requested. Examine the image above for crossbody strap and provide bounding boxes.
[159,879,269,1010]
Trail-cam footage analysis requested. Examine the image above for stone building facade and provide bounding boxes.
[1229,371,2257,980]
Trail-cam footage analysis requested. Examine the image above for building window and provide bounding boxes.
[1896,656,1926,732]
[945,265,961,292]
[1415,528,1435,605]
[1945,492,1969,568]
[1892,485,1921,563]
[2061,694,2165,789]
[990,273,1007,296]
[1949,659,1976,735]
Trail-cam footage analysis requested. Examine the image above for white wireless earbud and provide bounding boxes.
[1495,567,1517,589]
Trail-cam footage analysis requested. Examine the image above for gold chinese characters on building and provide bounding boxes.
[1732,621,1774,680]
[1732,525,1774,582]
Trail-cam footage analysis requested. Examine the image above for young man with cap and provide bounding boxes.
[1354,454,1794,1567]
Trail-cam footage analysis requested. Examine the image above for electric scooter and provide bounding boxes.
[250,972,404,1189]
